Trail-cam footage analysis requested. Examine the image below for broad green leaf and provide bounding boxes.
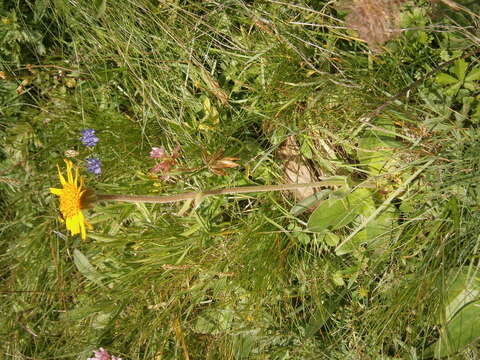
[451,59,468,82]
[442,268,480,323]
[305,299,339,337]
[308,188,372,232]
[335,207,397,255]
[300,139,313,159]
[444,82,462,97]
[358,136,400,175]
[199,96,219,131]
[365,117,397,138]
[322,231,340,247]
[433,301,480,358]
[95,0,107,19]
[290,189,331,216]
[73,249,104,286]
[465,66,480,82]
[423,267,480,358]
[435,73,459,86]
[193,308,234,335]
[463,81,476,92]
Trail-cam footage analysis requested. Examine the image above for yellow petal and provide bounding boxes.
[65,159,74,184]
[50,188,63,195]
[66,215,80,236]
[74,166,79,187]
[57,164,66,186]
[79,214,87,240]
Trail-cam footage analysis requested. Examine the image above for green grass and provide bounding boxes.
[2,0,480,359]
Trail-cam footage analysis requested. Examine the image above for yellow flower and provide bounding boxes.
[50,159,93,240]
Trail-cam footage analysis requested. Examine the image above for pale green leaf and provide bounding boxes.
[323,231,340,247]
[442,268,480,323]
[336,207,397,255]
[308,188,372,232]
[444,82,462,97]
[358,136,401,175]
[463,81,476,91]
[465,66,480,82]
[451,59,468,82]
[435,72,459,86]
[73,249,103,286]
[95,0,107,19]
[305,299,339,337]
[423,267,480,358]
[194,308,234,335]
[290,189,331,216]
[433,301,480,358]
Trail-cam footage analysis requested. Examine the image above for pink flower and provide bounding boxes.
[149,145,180,180]
[149,146,167,159]
[87,347,122,360]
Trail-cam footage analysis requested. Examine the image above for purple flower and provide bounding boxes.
[81,128,99,147]
[86,157,101,175]
[87,347,122,360]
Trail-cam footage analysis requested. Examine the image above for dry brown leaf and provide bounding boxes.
[345,0,406,52]
[277,136,319,201]
[202,148,240,176]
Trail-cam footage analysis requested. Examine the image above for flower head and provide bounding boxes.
[149,145,180,180]
[149,146,166,159]
[50,159,94,240]
[64,149,79,158]
[86,157,102,175]
[81,128,99,147]
[88,347,122,360]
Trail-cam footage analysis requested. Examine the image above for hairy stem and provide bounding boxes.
[96,177,357,204]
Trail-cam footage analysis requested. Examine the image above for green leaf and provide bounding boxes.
[322,231,340,247]
[442,268,480,323]
[435,72,459,86]
[307,188,372,232]
[290,189,331,216]
[300,139,313,159]
[336,206,397,255]
[433,301,480,358]
[465,66,480,82]
[305,299,339,336]
[193,308,234,335]
[73,249,104,286]
[472,103,480,123]
[451,59,468,82]
[463,81,477,92]
[95,0,107,19]
[358,136,400,175]
[444,82,462,97]
[424,267,480,358]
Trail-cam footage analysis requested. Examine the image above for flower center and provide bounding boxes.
[59,183,82,217]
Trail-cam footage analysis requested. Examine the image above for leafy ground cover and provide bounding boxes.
[1,0,480,359]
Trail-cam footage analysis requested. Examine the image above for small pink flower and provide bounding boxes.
[149,146,167,159]
[149,145,180,180]
[87,347,122,360]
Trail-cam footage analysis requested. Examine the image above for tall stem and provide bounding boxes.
[96,178,357,204]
